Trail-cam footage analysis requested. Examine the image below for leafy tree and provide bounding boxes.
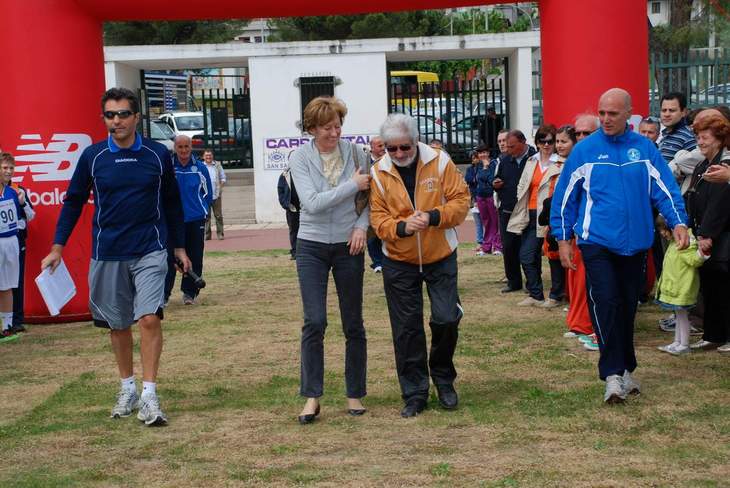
[104,20,249,45]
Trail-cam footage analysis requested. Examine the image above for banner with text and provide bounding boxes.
[263,134,373,170]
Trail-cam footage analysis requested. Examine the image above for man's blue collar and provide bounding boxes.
[107,133,142,153]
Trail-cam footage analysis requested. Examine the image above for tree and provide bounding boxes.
[104,20,249,45]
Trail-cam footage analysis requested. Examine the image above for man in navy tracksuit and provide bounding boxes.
[164,135,213,305]
[43,87,190,425]
[550,88,689,404]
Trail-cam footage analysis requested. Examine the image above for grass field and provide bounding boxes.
[1,246,728,487]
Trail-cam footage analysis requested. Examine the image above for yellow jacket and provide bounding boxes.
[369,143,470,266]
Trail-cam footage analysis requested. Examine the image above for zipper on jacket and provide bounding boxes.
[390,157,424,272]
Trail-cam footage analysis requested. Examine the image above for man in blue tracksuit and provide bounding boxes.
[550,88,689,404]
[164,135,213,305]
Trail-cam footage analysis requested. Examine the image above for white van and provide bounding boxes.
[158,111,205,139]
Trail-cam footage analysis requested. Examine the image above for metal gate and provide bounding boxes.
[388,74,507,163]
[139,83,253,169]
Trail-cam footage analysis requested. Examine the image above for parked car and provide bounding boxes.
[415,115,476,163]
[158,111,205,139]
[149,119,175,151]
[192,117,251,165]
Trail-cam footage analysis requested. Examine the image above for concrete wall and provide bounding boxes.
[104,62,141,90]
[249,52,388,223]
[508,47,534,139]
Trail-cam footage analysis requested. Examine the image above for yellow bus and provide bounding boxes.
[390,71,440,110]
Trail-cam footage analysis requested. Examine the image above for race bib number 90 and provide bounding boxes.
[0,198,18,234]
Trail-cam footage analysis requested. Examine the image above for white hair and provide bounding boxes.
[174,134,192,144]
[380,113,419,144]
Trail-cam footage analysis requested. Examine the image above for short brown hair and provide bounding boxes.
[693,115,730,149]
[0,152,15,166]
[302,96,347,132]
[534,124,557,143]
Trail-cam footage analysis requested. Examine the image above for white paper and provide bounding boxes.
[35,260,76,316]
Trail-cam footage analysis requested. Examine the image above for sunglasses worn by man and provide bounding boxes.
[103,110,135,120]
[386,144,413,153]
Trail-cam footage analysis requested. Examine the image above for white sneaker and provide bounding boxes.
[623,371,641,395]
[475,250,486,256]
[373,266,382,273]
[717,343,730,353]
[137,394,168,426]
[541,298,561,309]
[517,296,544,307]
[492,250,503,256]
[563,331,580,338]
[667,344,690,356]
[604,375,626,404]
[111,388,139,418]
[657,342,679,353]
[689,339,720,350]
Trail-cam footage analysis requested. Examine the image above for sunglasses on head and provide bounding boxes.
[103,110,135,120]
[386,144,413,153]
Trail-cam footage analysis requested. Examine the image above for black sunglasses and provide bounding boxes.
[575,130,593,137]
[537,138,555,145]
[103,110,135,120]
[386,144,413,153]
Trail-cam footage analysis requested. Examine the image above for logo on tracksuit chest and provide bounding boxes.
[420,177,437,193]
[627,148,641,161]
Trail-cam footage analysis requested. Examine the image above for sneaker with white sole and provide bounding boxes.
[492,250,503,256]
[517,296,544,307]
[659,319,676,332]
[137,394,168,426]
[579,334,596,344]
[667,344,690,356]
[689,339,720,350]
[563,331,580,338]
[717,343,730,353]
[657,342,679,353]
[373,265,382,273]
[622,371,640,395]
[541,298,561,309]
[583,341,599,351]
[111,388,139,418]
[604,375,626,404]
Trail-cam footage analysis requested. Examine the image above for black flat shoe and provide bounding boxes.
[400,400,426,418]
[500,286,522,294]
[347,408,367,416]
[297,405,320,425]
[436,384,459,410]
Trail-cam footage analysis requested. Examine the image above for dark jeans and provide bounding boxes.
[165,219,205,300]
[12,235,26,326]
[699,267,730,344]
[296,239,366,398]
[581,244,645,380]
[519,210,544,300]
[286,210,300,257]
[499,209,523,290]
[367,235,384,269]
[382,251,461,404]
[548,258,565,301]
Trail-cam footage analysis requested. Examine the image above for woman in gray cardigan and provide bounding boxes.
[288,96,371,424]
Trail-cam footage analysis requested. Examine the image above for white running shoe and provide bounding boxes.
[657,342,680,353]
[623,371,641,396]
[541,298,561,309]
[666,344,690,356]
[689,339,720,350]
[373,265,382,273]
[604,375,626,404]
[563,331,579,338]
[111,388,139,418]
[137,394,168,426]
[717,343,730,354]
[517,296,544,307]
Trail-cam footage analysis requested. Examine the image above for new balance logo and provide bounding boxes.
[13,133,92,182]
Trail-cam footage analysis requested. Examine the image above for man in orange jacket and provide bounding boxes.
[370,113,470,418]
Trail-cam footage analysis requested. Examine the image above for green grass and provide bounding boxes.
[0,248,728,487]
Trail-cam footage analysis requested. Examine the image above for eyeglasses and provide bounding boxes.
[103,110,135,120]
[575,131,593,137]
[386,144,413,153]
[537,139,555,145]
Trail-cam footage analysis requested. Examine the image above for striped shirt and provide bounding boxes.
[659,119,696,163]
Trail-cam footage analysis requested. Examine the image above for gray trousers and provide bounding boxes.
[205,197,224,239]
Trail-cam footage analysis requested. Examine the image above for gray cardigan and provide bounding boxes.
[289,139,370,244]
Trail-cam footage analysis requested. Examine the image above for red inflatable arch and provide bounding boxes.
[0,0,648,322]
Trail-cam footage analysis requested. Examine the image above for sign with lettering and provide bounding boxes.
[263,134,373,170]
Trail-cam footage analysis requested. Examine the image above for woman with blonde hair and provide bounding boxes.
[288,97,372,423]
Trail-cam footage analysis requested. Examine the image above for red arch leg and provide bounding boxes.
[0,0,106,322]
[539,0,649,126]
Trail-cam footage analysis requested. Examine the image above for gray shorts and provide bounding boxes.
[88,250,168,330]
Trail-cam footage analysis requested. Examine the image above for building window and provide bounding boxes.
[297,76,336,129]
[651,2,661,14]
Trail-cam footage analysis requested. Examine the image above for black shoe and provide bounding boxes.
[500,286,522,294]
[10,324,26,333]
[298,405,320,425]
[400,400,426,418]
[435,384,459,410]
[348,408,367,416]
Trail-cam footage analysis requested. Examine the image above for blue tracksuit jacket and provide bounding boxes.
[550,127,687,256]
[172,155,213,223]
